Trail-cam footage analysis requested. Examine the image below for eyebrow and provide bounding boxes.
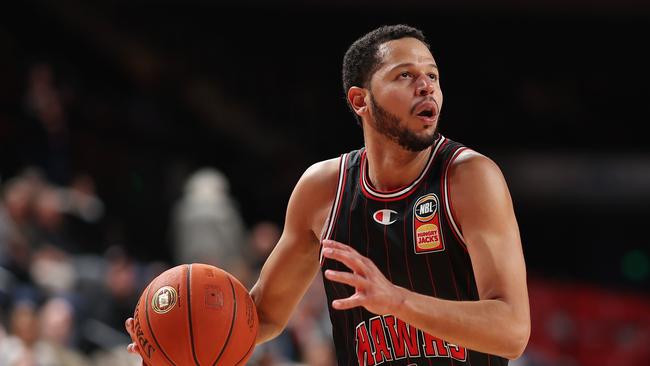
[388,63,438,72]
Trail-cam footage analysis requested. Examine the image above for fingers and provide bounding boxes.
[322,239,357,251]
[322,240,380,312]
[322,240,364,257]
[125,318,141,355]
[321,241,367,273]
[332,293,364,310]
[125,318,134,334]
[324,269,363,288]
[127,342,142,354]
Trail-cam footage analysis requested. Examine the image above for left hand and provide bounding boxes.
[321,239,405,315]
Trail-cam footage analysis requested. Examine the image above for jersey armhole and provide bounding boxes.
[442,147,472,250]
[319,153,348,265]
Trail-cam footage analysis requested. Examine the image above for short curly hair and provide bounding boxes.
[342,24,429,123]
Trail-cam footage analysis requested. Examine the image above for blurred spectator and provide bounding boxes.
[240,220,281,288]
[83,246,140,341]
[62,174,105,225]
[30,245,76,296]
[286,275,334,366]
[0,172,44,281]
[91,346,142,366]
[0,300,39,366]
[248,221,281,271]
[0,298,90,366]
[40,297,75,348]
[302,339,336,366]
[32,186,76,253]
[60,174,106,255]
[21,63,72,185]
[39,297,90,366]
[0,179,31,268]
[171,167,247,275]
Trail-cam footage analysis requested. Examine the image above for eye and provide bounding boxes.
[399,72,412,79]
[429,73,438,81]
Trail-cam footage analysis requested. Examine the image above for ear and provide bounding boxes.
[347,87,368,117]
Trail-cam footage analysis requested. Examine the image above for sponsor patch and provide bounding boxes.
[413,194,444,254]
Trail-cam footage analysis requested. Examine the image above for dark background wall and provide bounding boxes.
[2,0,649,293]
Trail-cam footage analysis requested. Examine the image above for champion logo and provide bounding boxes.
[373,209,398,225]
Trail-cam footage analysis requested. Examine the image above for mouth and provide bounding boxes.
[417,109,434,118]
[413,100,438,124]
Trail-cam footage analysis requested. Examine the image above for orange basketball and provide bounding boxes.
[132,263,258,366]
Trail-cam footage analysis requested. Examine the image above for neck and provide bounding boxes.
[363,132,433,192]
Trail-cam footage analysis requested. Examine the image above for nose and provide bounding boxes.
[415,75,435,96]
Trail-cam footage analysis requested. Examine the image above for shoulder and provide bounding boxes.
[300,157,341,187]
[289,156,343,209]
[447,148,512,213]
[292,157,343,203]
[449,149,504,183]
[446,148,518,245]
[286,156,344,236]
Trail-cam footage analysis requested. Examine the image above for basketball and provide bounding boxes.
[132,263,258,366]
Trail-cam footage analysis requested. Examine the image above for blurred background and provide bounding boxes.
[1,0,649,365]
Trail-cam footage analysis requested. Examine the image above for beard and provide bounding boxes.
[368,93,439,152]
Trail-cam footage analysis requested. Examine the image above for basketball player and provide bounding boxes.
[126,24,530,365]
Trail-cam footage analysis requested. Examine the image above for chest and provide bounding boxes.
[333,188,447,257]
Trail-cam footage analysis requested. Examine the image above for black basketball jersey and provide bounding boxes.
[319,135,507,366]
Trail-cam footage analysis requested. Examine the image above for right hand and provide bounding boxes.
[125,318,142,355]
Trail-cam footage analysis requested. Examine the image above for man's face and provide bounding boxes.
[366,37,443,151]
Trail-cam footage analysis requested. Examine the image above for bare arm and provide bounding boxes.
[251,158,339,344]
[322,152,530,359]
[125,158,340,352]
[396,152,529,358]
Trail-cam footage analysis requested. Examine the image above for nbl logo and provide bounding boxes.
[414,198,437,221]
[413,194,444,254]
